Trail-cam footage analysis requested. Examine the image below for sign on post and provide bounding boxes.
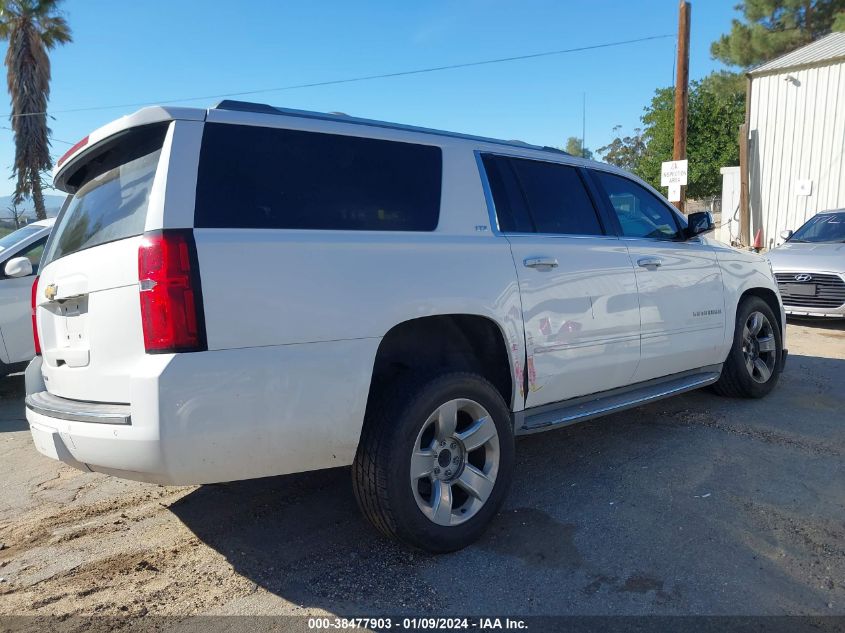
[661,160,688,187]
[667,183,682,202]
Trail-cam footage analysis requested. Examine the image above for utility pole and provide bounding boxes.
[673,1,691,213]
[581,92,586,158]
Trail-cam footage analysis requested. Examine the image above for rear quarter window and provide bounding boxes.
[194,124,442,231]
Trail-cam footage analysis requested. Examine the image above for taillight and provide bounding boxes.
[57,135,89,168]
[138,230,206,354]
[31,275,41,355]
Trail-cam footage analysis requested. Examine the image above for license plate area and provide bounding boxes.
[784,283,817,297]
[59,298,88,346]
[43,296,91,368]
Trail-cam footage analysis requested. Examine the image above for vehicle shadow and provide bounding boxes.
[168,466,448,613]
[0,373,28,432]
[168,354,845,615]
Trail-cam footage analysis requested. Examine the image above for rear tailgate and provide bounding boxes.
[37,237,145,402]
[36,122,170,403]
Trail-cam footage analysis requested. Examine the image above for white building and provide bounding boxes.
[745,32,845,249]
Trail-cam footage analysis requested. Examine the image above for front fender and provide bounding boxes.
[709,240,785,351]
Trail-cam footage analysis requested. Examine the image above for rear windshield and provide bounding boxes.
[194,123,442,231]
[43,123,168,266]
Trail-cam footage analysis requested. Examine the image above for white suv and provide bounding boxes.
[26,102,787,552]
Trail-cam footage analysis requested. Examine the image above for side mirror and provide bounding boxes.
[686,211,715,238]
[780,229,793,241]
[4,256,33,278]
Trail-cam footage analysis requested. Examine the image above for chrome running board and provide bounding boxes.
[516,365,722,435]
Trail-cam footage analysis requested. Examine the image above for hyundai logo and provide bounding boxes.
[794,274,813,282]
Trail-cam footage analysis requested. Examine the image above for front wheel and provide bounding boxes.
[352,372,514,553]
[713,296,783,398]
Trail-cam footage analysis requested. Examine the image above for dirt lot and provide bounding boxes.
[1,320,843,618]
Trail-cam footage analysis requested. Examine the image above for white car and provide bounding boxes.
[767,209,845,317]
[26,102,786,552]
[0,218,55,376]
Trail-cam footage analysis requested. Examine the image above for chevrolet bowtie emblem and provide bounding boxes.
[44,284,58,300]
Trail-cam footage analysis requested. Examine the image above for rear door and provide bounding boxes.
[0,233,48,364]
[36,123,171,403]
[589,169,726,381]
[480,154,640,408]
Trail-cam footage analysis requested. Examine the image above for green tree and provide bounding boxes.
[596,126,646,172]
[564,136,593,160]
[712,0,845,68]
[634,87,675,190]
[686,81,746,197]
[604,81,745,199]
[698,70,746,100]
[0,0,72,220]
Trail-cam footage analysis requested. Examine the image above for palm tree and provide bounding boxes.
[0,1,71,219]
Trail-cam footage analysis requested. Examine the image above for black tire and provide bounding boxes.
[352,372,514,553]
[713,296,783,398]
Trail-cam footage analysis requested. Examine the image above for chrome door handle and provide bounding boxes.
[524,256,559,269]
[637,256,663,269]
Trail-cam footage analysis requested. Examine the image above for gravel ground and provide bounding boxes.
[0,319,843,619]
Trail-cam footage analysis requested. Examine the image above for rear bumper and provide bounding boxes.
[26,391,131,425]
[25,355,168,481]
[25,338,379,485]
[27,407,166,480]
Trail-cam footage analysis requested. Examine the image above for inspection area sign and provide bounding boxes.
[667,183,682,202]
[661,160,688,186]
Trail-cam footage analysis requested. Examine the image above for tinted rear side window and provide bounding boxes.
[480,155,534,233]
[509,158,603,235]
[481,154,603,235]
[195,124,442,231]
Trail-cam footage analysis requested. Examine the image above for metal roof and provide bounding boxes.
[749,32,845,76]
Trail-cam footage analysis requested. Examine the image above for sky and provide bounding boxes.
[0,0,743,198]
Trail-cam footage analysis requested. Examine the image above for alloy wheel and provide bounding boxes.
[409,398,501,526]
[741,311,777,384]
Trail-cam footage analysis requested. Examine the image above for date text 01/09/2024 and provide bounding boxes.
[306,617,528,630]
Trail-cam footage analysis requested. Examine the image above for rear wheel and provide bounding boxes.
[353,372,514,553]
[713,296,782,398]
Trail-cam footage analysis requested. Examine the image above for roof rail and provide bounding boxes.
[214,100,279,115]
[211,100,574,157]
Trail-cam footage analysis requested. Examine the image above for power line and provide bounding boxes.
[0,125,74,145]
[3,33,675,119]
